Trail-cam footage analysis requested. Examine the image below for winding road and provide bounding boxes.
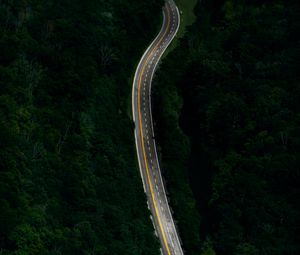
[132,1,183,254]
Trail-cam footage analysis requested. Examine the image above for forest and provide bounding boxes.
[1,0,299,254]
[153,0,299,254]
[0,0,165,254]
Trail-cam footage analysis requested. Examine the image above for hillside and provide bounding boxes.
[153,0,300,254]
[0,0,164,254]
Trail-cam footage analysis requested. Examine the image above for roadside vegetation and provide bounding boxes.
[163,0,198,56]
[0,0,164,254]
[176,0,197,38]
[154,0,300,254]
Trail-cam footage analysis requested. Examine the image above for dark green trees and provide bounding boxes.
[153,0,300,254]
[0,0,164,254]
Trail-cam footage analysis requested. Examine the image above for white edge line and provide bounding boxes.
[132,8,166,123]
[132,1,183,254]
[148,4,184,253]
[132,8,166,193]
[131,6,167,237]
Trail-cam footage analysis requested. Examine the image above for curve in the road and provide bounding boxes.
[132,1,183,255]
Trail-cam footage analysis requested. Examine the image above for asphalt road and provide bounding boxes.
[132,1,183,254]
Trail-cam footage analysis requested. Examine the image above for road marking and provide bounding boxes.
[135,4,177,255]
[171,239,175,248]
[167,226,170,234]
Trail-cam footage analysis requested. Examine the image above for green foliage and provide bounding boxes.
[153,34,202,255]
[154,0,300,254]
[200,239,216,255]
[234,243,259,255]
[0,0,164,254]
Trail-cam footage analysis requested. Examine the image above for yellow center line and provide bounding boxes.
[137,3,173,255]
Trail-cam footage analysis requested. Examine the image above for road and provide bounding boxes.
[132,1,183,255]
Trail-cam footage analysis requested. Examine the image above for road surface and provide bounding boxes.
[132,1,183,254]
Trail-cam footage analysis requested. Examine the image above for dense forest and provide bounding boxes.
[153,0,300,254]
[0,0,165,254]
[1,0,299,254]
